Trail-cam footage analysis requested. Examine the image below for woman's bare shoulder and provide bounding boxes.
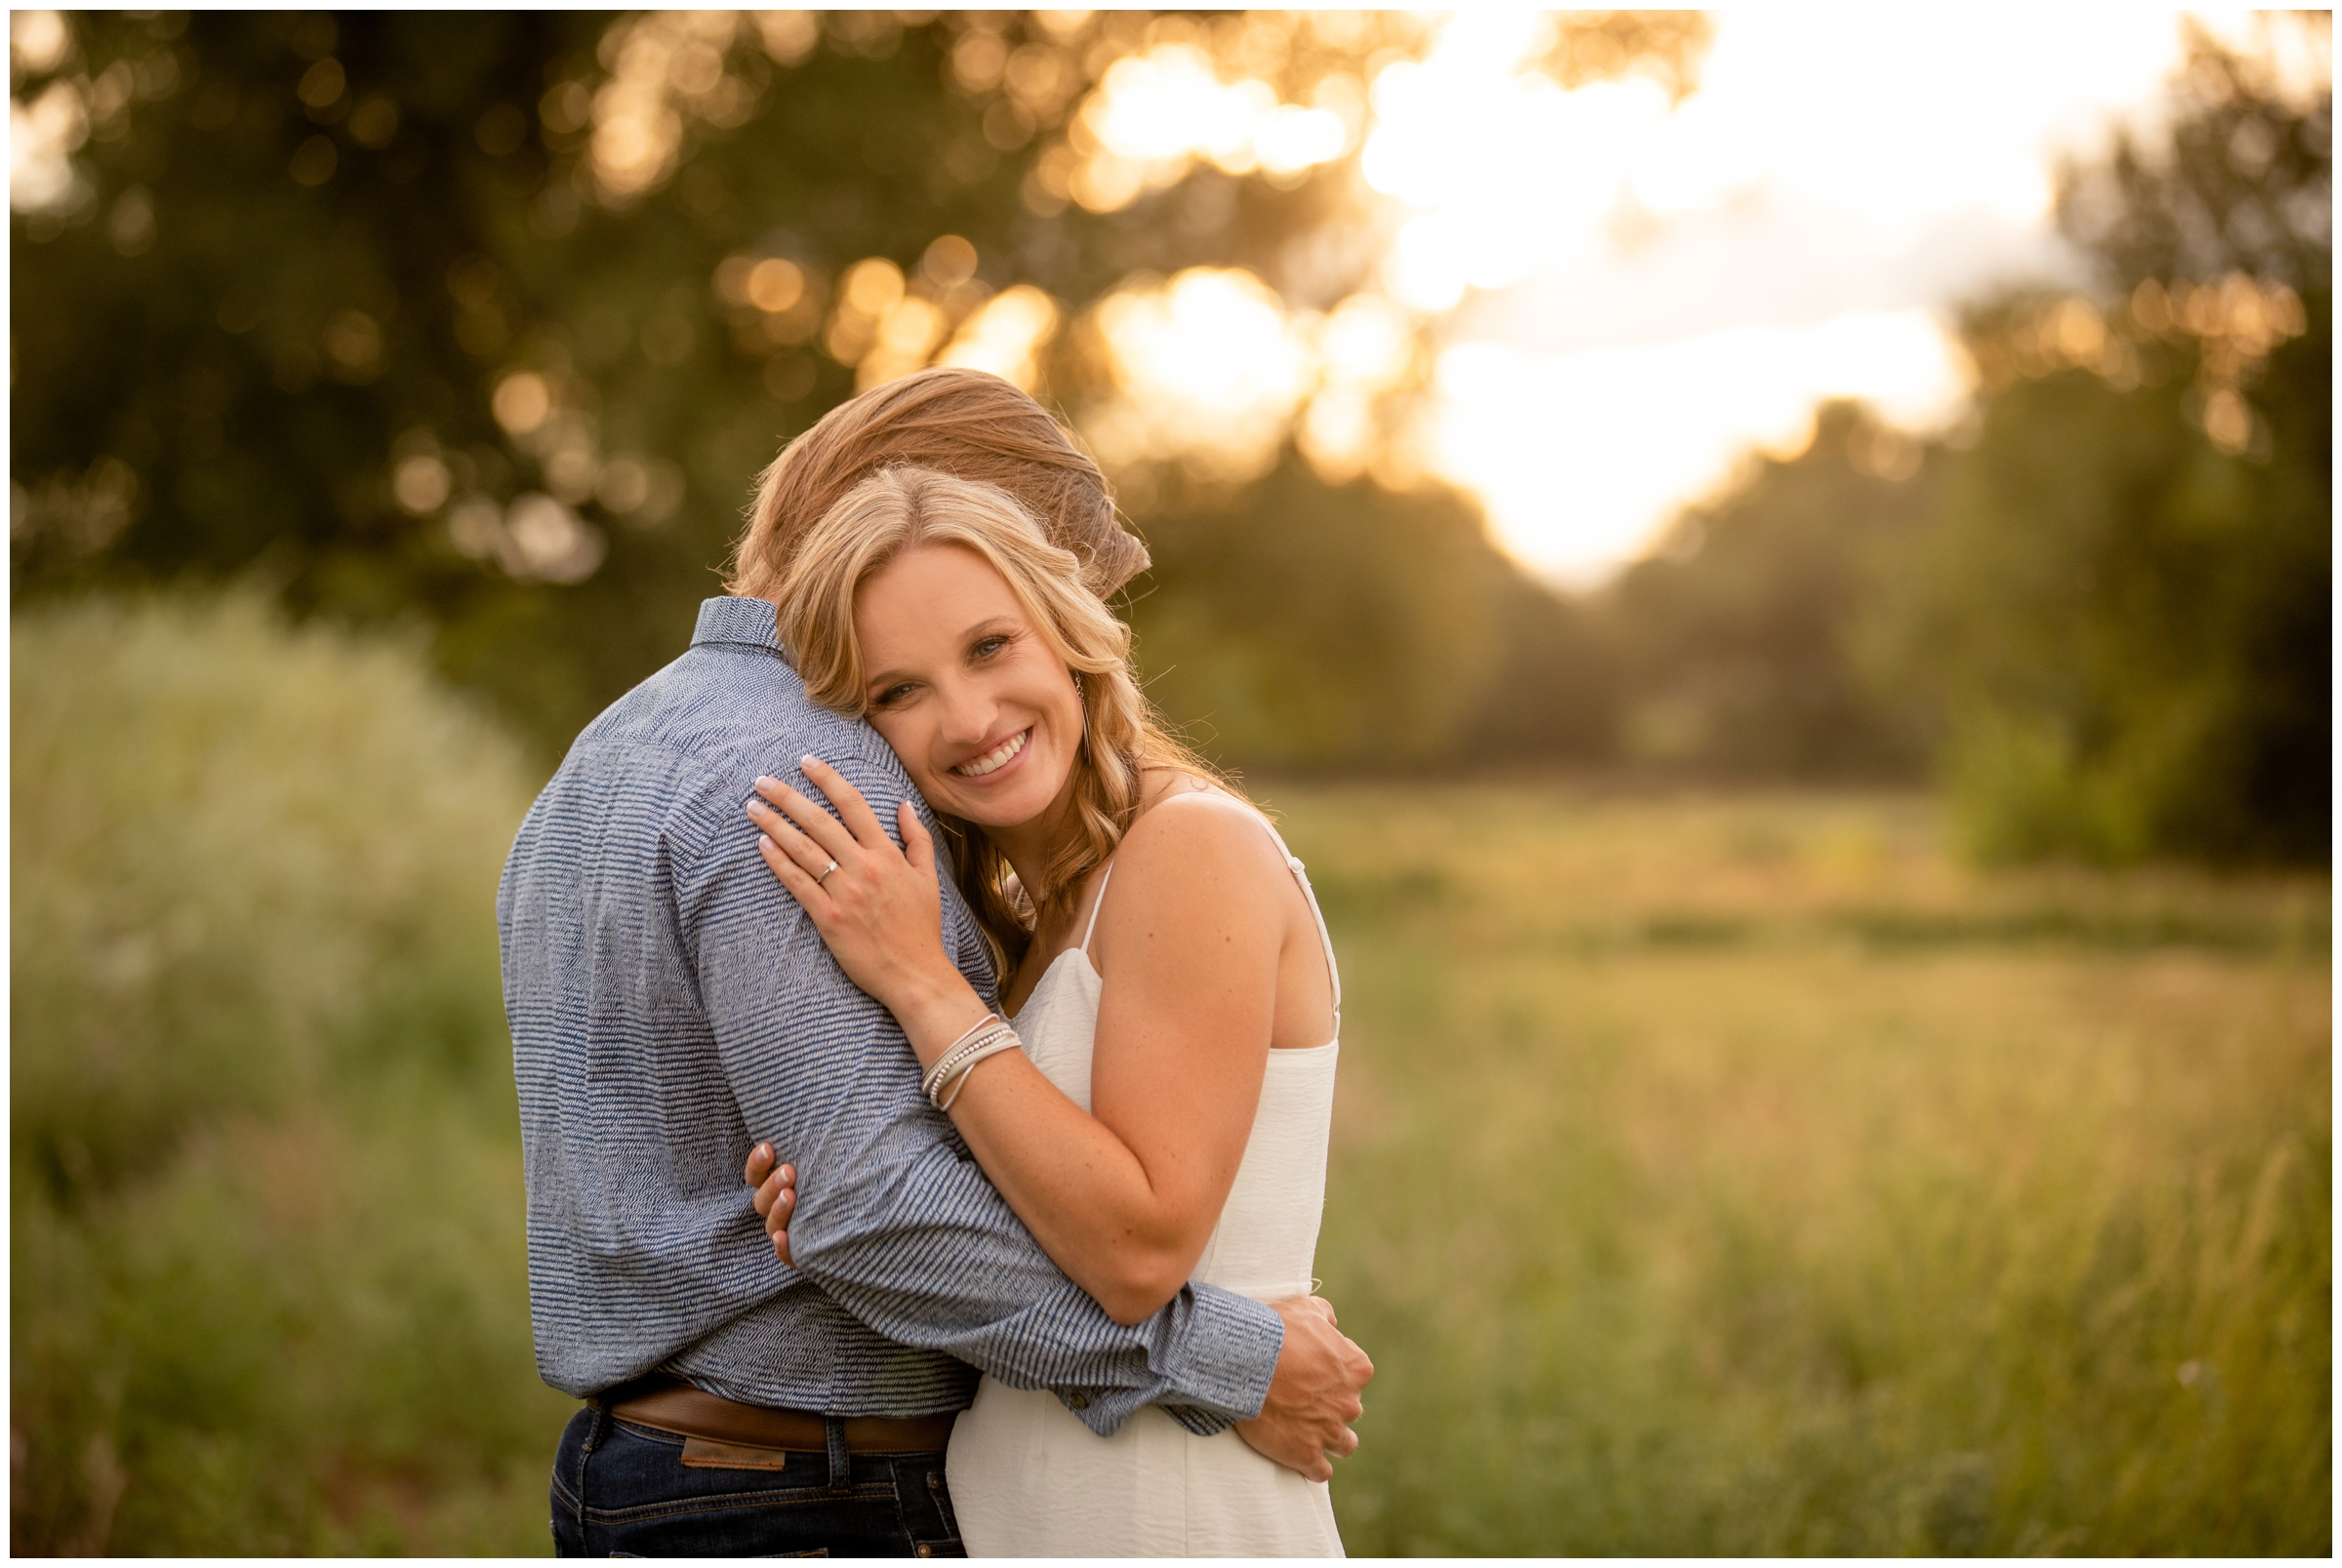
[1113,777,1287,890]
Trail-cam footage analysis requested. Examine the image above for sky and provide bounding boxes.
[1414,11,2249,584]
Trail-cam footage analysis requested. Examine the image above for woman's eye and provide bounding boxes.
[874,682,917,706]
[971,635,1009,660]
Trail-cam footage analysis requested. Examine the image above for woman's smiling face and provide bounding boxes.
[854,542,1083,833]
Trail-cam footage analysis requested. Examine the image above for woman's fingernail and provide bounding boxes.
[800,753,823,771]
[755,776,777,788]
[777,1189,792,1207]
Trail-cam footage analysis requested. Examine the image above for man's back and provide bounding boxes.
[502,594,997,1411]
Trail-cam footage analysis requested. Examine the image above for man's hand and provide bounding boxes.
[1233,1295,1372,1481]
[745,1142,798,1266]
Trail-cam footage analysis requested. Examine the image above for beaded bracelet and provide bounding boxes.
[933,1028,1023,1111]
[924,1020,1020,1110]
[928,1020,1014,1098]
[919,1015,999,1104]
[921,1015,1023,1109]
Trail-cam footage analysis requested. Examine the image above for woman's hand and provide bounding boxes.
[744,1143,796,1266]
[746,756,986,1059]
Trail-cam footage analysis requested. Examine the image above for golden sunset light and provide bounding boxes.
[1059,9,2326,581]
[14,13,2328,1551]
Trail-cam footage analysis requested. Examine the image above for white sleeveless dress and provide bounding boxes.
[945,808,1347,1558]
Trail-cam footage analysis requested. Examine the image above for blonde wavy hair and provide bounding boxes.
[774,465,1228,968]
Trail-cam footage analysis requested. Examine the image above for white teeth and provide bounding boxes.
[953,729,1028,778]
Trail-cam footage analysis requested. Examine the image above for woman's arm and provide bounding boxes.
[747,762,1287,1325]
[928,795,1283,1322]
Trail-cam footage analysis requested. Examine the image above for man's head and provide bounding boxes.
[726,367,1149,602]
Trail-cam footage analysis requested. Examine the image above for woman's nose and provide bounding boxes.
[933,675,994,744]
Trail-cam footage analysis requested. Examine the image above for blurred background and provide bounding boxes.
[10,8,2329,1554]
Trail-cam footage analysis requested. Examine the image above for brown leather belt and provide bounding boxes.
[597,1375,956,1463]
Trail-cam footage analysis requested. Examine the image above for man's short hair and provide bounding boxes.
[726,367,1149,601]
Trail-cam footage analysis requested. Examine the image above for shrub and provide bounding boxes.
[11,593,571,1553]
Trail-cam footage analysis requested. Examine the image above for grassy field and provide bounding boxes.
[1272,783,2330,1554]
[13,598,2327,1553]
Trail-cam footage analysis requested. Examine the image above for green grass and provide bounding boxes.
[13,598,2327,1554]
[1267,784,2329,1554]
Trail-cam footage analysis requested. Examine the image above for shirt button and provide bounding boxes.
[1068,1392,1089,1410]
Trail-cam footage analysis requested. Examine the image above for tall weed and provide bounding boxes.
[11,594,572,1553]
[1279,783,2329,1554]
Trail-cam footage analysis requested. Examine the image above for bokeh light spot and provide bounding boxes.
[492,372,551,436]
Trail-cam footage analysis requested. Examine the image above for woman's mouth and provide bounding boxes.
[950,728,1030,779]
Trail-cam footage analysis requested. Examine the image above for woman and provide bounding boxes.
[740,464,1352,1555]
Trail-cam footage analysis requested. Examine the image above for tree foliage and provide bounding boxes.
[2059,22,2331,296]
[1883,25,2330,864]
[12,12,1134,751]
[9,10,1699,766]
[1593,402,1939,781]
[1593,24,2330,863]
[9,14,2321,858]
[1126,453,1613,772]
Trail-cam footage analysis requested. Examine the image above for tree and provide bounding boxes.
[12,12,1130,753]
[10,10,1706,767]
[1591,402,1940,780]
[2059,21,2331,297]
[1125,451,1615,773]
[1867,22,2329,864]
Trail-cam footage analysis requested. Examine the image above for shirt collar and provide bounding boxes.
[692,595,787,655]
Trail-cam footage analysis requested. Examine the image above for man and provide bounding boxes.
[501,370,1373,1557]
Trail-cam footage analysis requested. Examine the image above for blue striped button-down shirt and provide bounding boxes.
[499,596,1283,1437]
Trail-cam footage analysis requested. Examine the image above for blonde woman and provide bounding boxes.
[741,465,1360,1555]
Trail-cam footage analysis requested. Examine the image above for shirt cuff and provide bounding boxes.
[1057,1284,1284,1436]
[1155,1284,1284,1421]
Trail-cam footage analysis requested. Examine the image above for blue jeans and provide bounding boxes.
[549,1404,966,1557]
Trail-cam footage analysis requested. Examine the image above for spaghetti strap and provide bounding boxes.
[1092,790,1342,1033]
[1251,817,1343,1025]
[1077,862,1116,954]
